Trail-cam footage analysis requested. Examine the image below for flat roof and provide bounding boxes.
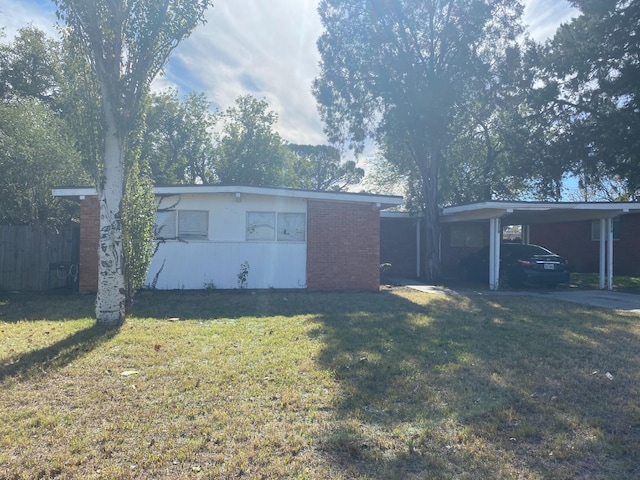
[52,184,404,210]
[440,201,640,225]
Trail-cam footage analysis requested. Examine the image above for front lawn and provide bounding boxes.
[1,289,639,479]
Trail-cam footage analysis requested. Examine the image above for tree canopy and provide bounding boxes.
[536,0,640,200]
[0,98,89,225]
[0,26,60,104]
[212,95,294,187]
[140,90,217,184]
[287,144,364,191]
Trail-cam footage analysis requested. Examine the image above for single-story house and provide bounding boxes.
[53,185,402,292]
[381,201,640,290]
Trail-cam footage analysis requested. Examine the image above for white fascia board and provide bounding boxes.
[440,201,640,223]
[381,211,420,218]
[52,187,97,197]
[53,185,403,209]
[156,185,403,208]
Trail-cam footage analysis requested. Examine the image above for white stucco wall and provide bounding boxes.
[146,192,307,289]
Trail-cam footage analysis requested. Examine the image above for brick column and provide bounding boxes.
[79,196,99,292]
[307,200,380,291]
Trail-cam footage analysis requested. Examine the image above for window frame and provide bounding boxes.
[155,210,209,240]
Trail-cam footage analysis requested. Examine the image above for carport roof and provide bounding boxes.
[440,201,640,225]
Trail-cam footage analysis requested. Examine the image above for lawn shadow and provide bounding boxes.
[0,322,120,382]
[129,288,417,320]
[310,289,640,478]
[0,291,95,322]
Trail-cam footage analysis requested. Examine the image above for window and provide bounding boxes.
[591,219,620,241]
[247,211,306,242]
[277,213,306,241]
[155,211,176,240]
[155,210,208,240]
[247,212,276,241]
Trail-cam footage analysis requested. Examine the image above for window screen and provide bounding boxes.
[155,211,176,239]
[178,210,208,239]
[277,213,306,241]
[247,212,276,241]
[155,210,208,240]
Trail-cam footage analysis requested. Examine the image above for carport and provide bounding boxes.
[440,201,640,291]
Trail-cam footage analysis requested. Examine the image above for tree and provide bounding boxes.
[0,26,60,104]
[140,90,217,184]
[314,0,524,281]
[122,155,156,307]
[213,95,294,187]
[54,0,212,325]
[287,144,364,191]
[0,98,89,225]
[537,0,640,199]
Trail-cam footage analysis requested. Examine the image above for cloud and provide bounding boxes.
[158,0,327,146]
[2,0,579,150]
[0,0,58,39]
[523,0,578,41]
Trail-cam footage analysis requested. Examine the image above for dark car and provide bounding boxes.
[460,243,570,287]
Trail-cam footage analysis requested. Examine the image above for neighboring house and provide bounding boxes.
[381,201,640,290]
[53,185,402,292]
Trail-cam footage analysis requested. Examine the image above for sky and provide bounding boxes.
[1,0,578,149]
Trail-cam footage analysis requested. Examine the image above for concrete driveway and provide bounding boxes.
[402,282,640,313]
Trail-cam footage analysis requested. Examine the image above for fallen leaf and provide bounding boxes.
[154,344,161,351]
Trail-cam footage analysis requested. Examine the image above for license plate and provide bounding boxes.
[544,263,554,270]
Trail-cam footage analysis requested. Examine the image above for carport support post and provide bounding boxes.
[607,217,613,290]
[599,219,606,289]
[598,218,614,290]
[489,217,501,291]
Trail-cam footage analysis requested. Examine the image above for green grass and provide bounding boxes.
[570,273,640,293]
[1,289,639,479]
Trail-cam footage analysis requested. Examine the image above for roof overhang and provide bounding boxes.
[440,201,640,225]
[52,185,404,210]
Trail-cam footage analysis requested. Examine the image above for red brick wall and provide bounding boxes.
[79,195,99,292]
[530,213,640,276]
[307,200,381,290]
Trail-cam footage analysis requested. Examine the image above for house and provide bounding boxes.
[381,201,640,290]
[53,185,402,292]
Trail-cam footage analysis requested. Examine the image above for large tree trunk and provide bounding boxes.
[419,146,442,283]
[95,97,126,325]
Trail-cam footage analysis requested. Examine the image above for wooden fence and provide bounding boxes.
[0,224,79,291]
